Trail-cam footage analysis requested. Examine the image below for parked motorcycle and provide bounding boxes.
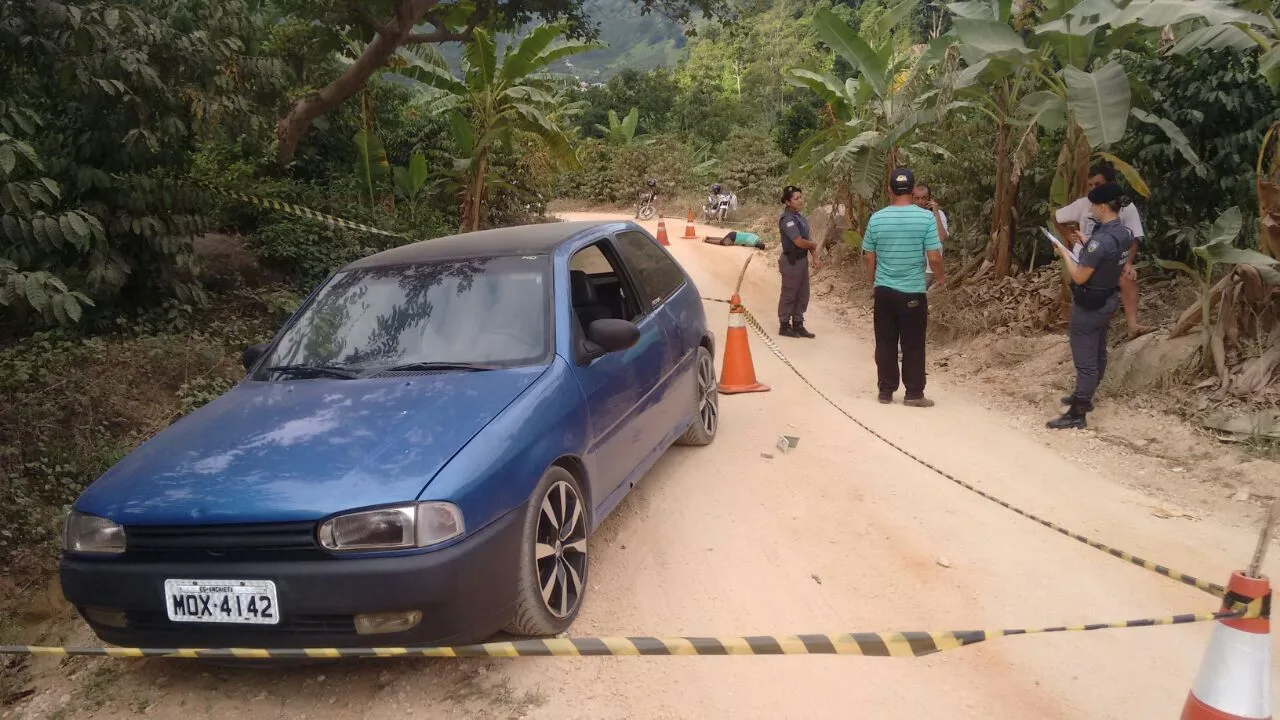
[702,191,737,224]
[636,190,658,221]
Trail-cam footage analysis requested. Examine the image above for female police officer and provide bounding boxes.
[778,185,820,338]
[1048,182,1131,430]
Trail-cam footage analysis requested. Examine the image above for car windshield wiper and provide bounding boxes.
[264,364,361,380]
[369,361,500,374]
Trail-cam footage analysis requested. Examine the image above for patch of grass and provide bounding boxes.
[0,289,284,562]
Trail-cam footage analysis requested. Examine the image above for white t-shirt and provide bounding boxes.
[1055,197,1144,244]
[924,209,948,276]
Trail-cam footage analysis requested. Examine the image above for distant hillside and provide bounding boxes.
[567,0,690,80]
[434,0,690,81]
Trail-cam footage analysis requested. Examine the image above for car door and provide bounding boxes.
[612,229,696,441]
[565,239,666,513]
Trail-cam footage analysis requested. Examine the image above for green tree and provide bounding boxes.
[943,0,1251,275]
[267,0,729,170]
[1119,47,1280,255]
[596,108,654,145]
[397,24,599,231]
[0,0,291,326]
[0,112,98,327]
[788,5,955,233]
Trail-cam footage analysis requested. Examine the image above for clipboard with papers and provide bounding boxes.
[1041,227,1080,262]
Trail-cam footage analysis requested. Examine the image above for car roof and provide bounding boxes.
[343,221,631,269]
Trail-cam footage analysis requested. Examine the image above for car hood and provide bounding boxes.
[75,367,548,525]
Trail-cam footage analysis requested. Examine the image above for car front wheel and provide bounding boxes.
[676,345,718,446]
[505,466,589,636]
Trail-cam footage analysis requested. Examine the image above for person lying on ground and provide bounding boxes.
[703,230,768,250]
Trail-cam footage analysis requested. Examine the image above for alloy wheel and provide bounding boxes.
[534,480,587,618]
[697,351,718,437]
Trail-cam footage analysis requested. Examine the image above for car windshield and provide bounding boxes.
[260,255,551,375]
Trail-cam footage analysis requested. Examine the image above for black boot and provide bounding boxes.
[1047,399,1088,430]
[792,322,816,339]
[779,320,798,337]
[1060,395,1095,412]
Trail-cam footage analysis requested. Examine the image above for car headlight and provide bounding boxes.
[63,511,126,555]
[318,502,464,552]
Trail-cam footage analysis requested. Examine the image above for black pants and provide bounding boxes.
[873,286,928,398]
[778,254,809,325]
[1068,297,1118,403]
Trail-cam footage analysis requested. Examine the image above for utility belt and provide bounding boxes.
[1070,283,1118,311]
[783,249,807,263]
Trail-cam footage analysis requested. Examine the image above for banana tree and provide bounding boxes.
[1155,206,1280,375]
[945,0,1048,277]
[1026,0,1250,205]
[596,108,654,146]
[788,5,957,236]
[943,0,1238,281]
[352,129,391,208]
[391,24,599,232]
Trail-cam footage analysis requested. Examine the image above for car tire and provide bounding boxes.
[676,345,718,446]
[505,465,589,637]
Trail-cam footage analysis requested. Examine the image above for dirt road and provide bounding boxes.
[11,212,1278,719]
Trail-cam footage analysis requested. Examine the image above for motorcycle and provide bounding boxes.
[636,190,658,221]
[702,192,737,224]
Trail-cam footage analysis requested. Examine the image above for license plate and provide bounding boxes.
[164,579,280,625]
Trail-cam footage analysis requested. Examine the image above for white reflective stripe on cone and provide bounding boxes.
[1190,623,1272,719]
[727,312,745,328]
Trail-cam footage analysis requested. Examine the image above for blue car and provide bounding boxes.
[59,220,719,648]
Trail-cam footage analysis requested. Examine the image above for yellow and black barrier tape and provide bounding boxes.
[188,180,409,239]
[0,607,1252,660]
[721,301,1228,600]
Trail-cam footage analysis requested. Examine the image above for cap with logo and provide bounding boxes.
[889,167,915,195]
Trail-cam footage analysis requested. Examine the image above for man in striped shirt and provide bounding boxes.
[862,168,945,407]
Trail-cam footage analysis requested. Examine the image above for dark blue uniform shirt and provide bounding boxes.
[779,210,810,259]
[1078,219,1130,291]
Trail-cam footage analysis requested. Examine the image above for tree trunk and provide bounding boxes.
[463,152,488,233]
[990,118,1013,277]
[1258,122,1280,259]
[274,0,448,171]
[1055,121,1093,320]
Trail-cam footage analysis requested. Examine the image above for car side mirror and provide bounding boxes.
[583,319,639,358]
[242,342,270,370]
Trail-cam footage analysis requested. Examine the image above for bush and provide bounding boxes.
[559,135,710,204]
[0,294,279,557]
[718,128,789,200]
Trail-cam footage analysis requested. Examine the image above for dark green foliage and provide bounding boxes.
[0,294,282,555]
[561,137,704,202]
[574,68,683,137]
[719,128,789,196]
[0,0,293,329]
[1120,49,1280,257]
[773,95,824,158]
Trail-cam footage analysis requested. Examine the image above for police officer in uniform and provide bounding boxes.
[1048,182,1131,430]
[778,185,819,338]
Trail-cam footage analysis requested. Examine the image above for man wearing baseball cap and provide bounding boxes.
[862,168,945,407]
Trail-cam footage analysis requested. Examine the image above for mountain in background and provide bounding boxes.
[567,0,690,80]
[435,0,690,81]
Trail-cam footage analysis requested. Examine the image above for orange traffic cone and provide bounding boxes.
[682,211,698,239]
[656,215,669,246]
[717,293,769,395]
[1181,571,1272,719]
